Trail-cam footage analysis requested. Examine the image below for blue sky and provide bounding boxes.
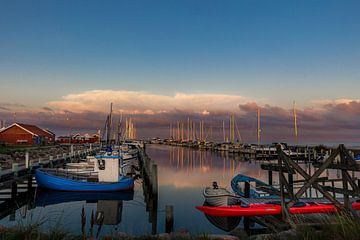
[0,0,359,107]
[1,1,360,143]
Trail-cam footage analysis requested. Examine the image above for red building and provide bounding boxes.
[0,123,55,146]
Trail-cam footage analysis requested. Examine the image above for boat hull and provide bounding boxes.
[35,169,134,192]
[196,202,360,217]
[204,187,240,206]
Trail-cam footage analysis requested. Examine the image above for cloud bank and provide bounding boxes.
[48,90,250,114]
[1,90,360,144]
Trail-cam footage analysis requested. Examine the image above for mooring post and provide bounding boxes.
[27,174,32,190]
[165,205,174,233]
[12,163,19,177]
[151,164,158,196]
[25,152,30,169]
[11,181,17,199]
[268,170,273,186]
[244,181,250,198]
[288,173,293,193]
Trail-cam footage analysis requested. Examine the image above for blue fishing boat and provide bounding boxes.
[231,174,277,198]
[35,168,134,192]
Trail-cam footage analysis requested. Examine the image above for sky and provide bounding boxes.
[0,0,360,144]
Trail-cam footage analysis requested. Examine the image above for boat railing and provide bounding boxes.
[42,168,97,181]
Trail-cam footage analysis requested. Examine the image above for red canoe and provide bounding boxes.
[196,202,360,217]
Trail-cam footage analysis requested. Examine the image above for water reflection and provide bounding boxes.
[35,190,134,207]
[152,144,265,188]
[0,145,276,236]
[204,214,241,232]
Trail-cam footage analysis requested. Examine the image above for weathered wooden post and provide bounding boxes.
[27,174,32,190]
[165,205,174,233]
[244,181,250,198]
[25,152,30,169]
[152,164,158,196]
[288,173,293,194]
[340,145,350,210]
[11,181,17,199]
[268,169,273,186]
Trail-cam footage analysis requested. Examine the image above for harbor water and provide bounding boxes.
[0,144,311,236]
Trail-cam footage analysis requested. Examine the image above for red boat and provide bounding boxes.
[196,201,360,217]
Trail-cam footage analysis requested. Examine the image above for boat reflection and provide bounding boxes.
[204,214,241,232]
[35,189,134,228]
[35,189,134,207]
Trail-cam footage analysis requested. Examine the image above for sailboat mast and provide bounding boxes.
[170,123,172,139]
[106,103,113,147]
[222,120,225,142]
[293,100,298,144]
[187,117,190,141]
[257,107,261,146]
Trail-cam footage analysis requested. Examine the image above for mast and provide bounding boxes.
[106,103,113,148]
[170,123,172,139]
[181,122,184,141]
[177,121,180,141]
[222,120,225,142]
[235,118,242,143]
[187,117,189,141]
[293,100,298,144]
[257,107,261,146]
[229,114,235,143]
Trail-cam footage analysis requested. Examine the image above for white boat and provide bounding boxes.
[203,183,240,206]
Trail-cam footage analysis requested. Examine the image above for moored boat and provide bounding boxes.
[231,174,277,198]
[203,182,240,206]
[35,168,134,192]
[196,201,360,217]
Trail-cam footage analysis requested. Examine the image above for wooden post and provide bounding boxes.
[27,174,32,190]
[165,205,174,233]
[25,152,30,169]
[340,148,350,210]
[244,181,250,198]
[288,173,293,194]
[12,163,19,177]
[278,151,286,220]
[11,181,17,199]
[152,164,158,196]
[268,170,273,186]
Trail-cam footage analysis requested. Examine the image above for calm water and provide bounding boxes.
[0,144,323,236]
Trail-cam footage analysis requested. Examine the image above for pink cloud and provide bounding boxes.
[1,91,360,144]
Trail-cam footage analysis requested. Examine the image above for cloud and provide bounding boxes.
[1,90,360,144]
[48,90,250,114]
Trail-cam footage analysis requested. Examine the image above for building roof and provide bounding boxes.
[0,123,55,137]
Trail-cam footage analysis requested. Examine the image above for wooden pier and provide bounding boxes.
[138,148,159,234]
[0,144,100,221]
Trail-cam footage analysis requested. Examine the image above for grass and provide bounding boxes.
[2,212,360,240]
[263,212,360,240]
[0,224,214,240]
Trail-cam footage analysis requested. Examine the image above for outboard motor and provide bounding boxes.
[212,181,218,189]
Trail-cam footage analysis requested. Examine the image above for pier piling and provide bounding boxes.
[165,205,174,233]
[11,181,17,199]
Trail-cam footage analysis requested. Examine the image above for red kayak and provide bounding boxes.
[196,201,360,217]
